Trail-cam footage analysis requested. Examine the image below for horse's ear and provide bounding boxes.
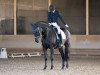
[31,23,33,26]
[46,27,48,30]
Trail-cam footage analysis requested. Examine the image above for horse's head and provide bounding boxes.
[31,23,41,43]
[31,21,50,43]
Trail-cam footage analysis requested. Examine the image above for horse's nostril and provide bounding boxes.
[35,38,39,43]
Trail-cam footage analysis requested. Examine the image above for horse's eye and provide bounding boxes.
[36,32,38,33]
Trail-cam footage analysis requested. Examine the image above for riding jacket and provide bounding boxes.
[48,10,66,25]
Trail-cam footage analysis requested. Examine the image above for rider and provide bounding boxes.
[48,5,69,43]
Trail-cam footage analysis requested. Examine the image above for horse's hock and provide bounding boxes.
[0,35,100,57]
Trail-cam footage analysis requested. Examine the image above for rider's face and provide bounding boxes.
[49,6,55,11]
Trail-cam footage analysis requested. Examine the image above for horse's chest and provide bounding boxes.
[43,40,50,48]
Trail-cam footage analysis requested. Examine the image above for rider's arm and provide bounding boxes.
[58,11,69,27]
[58,11,66,25]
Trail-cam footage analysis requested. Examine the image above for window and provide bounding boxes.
[0,0,14,35]
[90,0,100,35]
[52,0,86,34]
[17,0,48,34]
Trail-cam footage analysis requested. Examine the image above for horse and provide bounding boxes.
[31,21,71,69]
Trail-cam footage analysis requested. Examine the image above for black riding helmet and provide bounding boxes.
[49,5,55,12]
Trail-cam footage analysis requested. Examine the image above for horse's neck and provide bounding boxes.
[47,27,57,40]
[41,27,50,39]
[41,28,48,39]
[38,23,56,40]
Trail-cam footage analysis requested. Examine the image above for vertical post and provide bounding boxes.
[86,0,89,35]
[49,0,52,6]
[14,0,17,35]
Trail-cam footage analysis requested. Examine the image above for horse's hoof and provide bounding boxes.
[50,68,53,70]
[62,65,65,69]
[43,68,46,70]
[50,66,54,70]
[61,67,64,69]
[66,65,69,68]
[43,66,47,70]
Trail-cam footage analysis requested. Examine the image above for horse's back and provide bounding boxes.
[61,28,71,39]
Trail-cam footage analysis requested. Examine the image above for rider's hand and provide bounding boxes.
[48,23,52,25]
[65,24,69,27]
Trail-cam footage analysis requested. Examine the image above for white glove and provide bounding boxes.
[48,23,52,26]
[65,24,69,27]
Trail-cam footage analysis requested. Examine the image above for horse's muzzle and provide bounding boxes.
[35,38,39,43]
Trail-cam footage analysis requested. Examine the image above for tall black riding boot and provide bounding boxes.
[58,34,62,44]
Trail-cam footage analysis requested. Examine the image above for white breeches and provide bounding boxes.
[49,22,61,34]
[49,22,66,39]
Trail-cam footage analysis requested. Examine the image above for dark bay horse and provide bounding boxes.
[31,21,71,69]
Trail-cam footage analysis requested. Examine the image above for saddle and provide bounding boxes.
[52,27,66,45]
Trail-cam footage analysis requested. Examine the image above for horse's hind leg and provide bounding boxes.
[65,47,69,68]
[43,48,47,70]
[64,40,70,68]
[59,46,65,69]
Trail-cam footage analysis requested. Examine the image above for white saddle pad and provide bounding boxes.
[60,30,66,40]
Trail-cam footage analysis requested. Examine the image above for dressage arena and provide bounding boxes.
[0,56,100,75]
[0,0,100,75]
[0,35,100,75]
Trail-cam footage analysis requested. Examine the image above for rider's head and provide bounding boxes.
[49,5,55,12]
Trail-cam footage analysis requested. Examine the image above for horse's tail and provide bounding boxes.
[67,30,71,39]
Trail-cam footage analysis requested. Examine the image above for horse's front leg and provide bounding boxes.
[50,47,54,69]
[43,48,47,70]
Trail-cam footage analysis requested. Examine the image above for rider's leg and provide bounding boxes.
[54,23,62,43]
[53,23,62,43]
[58,33,62,43]
[49,22,62,43]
